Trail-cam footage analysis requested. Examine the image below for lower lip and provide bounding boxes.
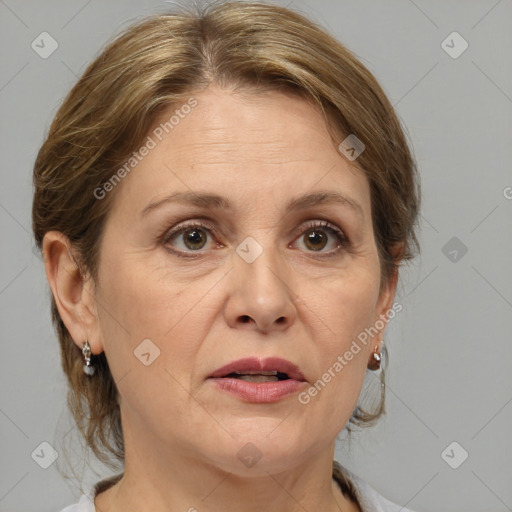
[208,377,308,403]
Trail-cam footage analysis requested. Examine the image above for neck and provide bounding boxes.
[94,421,359,512]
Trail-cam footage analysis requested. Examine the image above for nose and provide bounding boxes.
[224,244,297,334]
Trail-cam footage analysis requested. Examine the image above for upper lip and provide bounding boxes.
[209,357,307,382]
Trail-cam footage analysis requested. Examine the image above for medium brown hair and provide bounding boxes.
[32,0,420,472]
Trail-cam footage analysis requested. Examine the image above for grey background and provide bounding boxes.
[1,0,511,511]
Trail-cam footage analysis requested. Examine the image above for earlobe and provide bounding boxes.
[42,231,103,355]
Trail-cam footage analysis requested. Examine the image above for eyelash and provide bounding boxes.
[162,219,349,259]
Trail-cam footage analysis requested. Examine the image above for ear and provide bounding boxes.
[42,231,104,355]
[373,243,403,344]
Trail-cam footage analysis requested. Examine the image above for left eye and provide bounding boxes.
[165,225,215,252]
[294,224,345,252]
[163,223,215,254]
[163,221,347,256]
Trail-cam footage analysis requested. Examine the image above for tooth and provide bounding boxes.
[237,375,279,382]
[234,371,278,376]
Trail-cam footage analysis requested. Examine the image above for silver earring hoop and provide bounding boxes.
[82,340,95,376]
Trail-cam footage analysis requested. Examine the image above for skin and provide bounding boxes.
[44,86,399,512]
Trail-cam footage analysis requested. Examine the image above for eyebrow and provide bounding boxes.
[139,190,364,219]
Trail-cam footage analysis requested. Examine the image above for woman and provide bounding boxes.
[32,1,420,511]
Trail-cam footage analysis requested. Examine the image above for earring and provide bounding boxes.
[367,343,382,371]
[82,340,95,376]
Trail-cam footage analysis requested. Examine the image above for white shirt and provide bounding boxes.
[59,462,416,512]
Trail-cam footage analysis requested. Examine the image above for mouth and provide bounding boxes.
[222,371,290,383]
[209,357,307,382]
[208,357,308,403]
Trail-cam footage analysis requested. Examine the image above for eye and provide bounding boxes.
[162,219,349,258]
[292,221,348,256]
[163,221,218,256]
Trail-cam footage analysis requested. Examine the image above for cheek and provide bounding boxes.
[99,242,191,329]
[295,266,380,427]
[96,254,216,377]
[308,265,381,351]
[94,258,213,433]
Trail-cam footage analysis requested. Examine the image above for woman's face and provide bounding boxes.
[88,86,397,475]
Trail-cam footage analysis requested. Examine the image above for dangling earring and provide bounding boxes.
[82,340,95,376]
[367,343,382,371]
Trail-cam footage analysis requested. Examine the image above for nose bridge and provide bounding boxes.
[228,231,297,331]
[235,232,287,290]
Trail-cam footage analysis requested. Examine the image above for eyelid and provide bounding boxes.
[162,218,349,257]
[162,219,218,243]
[289,219,346,241]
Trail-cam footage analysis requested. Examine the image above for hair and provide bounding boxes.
[32,0,420,475]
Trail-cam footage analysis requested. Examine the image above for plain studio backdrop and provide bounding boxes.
[0,1,511,511]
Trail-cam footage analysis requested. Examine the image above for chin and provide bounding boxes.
[203,426,312,476]
[212,447,306,478]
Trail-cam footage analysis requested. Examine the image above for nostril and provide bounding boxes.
[241,315,251,323]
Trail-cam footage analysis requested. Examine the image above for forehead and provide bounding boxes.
[168,87,338,159]
[108,86,371,218]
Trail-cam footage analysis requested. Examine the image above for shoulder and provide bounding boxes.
[58,493,95,512]
[58,473,123,512]
[333,460,416,512]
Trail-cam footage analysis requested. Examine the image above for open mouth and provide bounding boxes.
[223,371,290,383]
[209,357,306,383]
[208,358,307,402]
